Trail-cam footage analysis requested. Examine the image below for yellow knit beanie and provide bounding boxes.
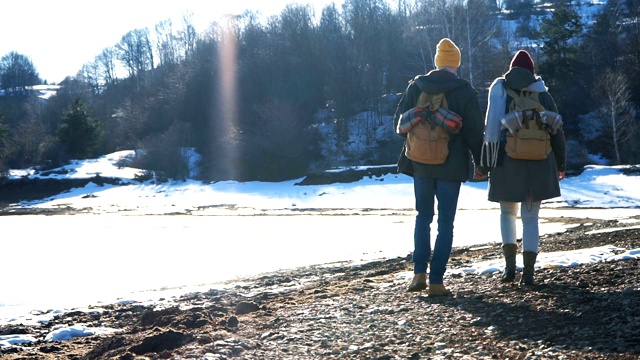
[434,38,461,68]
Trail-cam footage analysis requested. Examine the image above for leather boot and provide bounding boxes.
[501,244,518,282]
[521,251,538,286]
[428,284,451,297]
[407,273,427,292]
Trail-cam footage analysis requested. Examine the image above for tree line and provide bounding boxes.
[0,0,638,182]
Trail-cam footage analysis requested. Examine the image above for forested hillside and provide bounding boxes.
[0,0,638,182]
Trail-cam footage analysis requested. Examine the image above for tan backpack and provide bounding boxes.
[405,92,450,165]
[504,88,551,161]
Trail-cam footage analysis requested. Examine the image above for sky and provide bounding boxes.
[1,0,346,84]
[1,150,639,346]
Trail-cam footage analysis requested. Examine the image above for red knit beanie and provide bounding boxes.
[510,50,535,74]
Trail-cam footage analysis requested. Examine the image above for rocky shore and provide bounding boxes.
[1,215,639,359]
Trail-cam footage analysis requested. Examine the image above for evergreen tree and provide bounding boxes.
[580,0,623,86]
[58,97,104,159]
[0,112,9,175]
[533,4,584,133]
[535,4,583,85]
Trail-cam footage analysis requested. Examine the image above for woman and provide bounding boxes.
[480,50,566,286]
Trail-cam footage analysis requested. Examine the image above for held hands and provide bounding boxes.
[473,166,488,180]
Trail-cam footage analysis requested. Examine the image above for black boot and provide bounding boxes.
[521,251,538,286]
[501,244,518,282]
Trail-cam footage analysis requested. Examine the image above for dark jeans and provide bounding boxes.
[412,175,461,284]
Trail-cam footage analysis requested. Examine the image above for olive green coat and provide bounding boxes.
[487,67,567,202]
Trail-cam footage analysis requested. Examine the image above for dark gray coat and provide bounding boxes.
[487,67,567,203]
[393,69,484,182]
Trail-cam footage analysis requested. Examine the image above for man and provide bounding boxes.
[393,38,485,296]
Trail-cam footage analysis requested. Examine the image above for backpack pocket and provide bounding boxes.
[505,125,551,160]
[405,122,450,165]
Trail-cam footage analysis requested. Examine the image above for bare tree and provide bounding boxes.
[79,61,101,95]
[96,47,118,86]
[342,0,394,101]
[116,28,154,77]
[596,69,637,164]
[460,0,500,87]
[116,28,155,89]
[0,51,40,93]
[155,19,179,66]
[318,2,351,118]
[408,0,462,73]
[179,12,198,61]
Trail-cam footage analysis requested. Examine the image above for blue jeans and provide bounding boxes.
[412,175,461,284]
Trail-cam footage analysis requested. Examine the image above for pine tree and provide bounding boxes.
[58,97,104,159]
[533,4,584,132]
[0,113,9,175]
[535,4,583,82]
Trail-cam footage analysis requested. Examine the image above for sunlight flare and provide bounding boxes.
[216,15,239,179]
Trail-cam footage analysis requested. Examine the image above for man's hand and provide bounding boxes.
[558,171,565,181]
[473,166,487,180]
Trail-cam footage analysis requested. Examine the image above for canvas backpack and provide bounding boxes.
[404,92,460,165]
[503,88,552,161]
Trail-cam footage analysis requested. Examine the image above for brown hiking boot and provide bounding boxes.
[501,243,518,282]
[428,284,451,297]
[407,273,427,292]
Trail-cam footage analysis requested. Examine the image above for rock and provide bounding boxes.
[235,301,260,315]
[227,316,239,328]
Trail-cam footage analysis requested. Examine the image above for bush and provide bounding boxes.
[564,138,591,173]
[133,123,190,181]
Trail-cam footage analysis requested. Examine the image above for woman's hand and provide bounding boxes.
[473,166,488,180]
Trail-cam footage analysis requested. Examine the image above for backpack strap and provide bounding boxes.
[506,88,545,112]
[417,91,447,110]
[506,88,548,131]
